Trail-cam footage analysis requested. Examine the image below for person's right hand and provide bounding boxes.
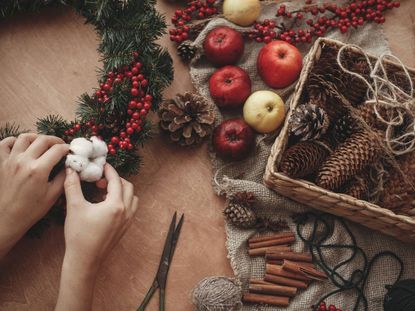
[56,164,138,311]
[62,163,138,272]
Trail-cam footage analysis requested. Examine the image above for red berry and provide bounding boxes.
[131,88,139,96]
[133,51,139,59]
[126,127,134,135]
[328,305,336,311]
[127,143,133,150]
[132,81,139,88]
[132,112,140,120]
[140,109,147,116]
[141,79,148,87]
[144,94,153,101]
[74,124,81,131]
[103,83,111,91]
[120,131,127,138]
[111,136,120,144]
[144,103,151,110]
[129,100,137,109]
[131,67,139,75]
[109,148,116,155]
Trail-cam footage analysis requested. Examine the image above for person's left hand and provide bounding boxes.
[0,134,69,258]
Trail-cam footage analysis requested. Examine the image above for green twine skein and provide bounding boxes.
[384,279,415,311]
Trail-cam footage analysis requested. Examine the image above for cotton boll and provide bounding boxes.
[69,138,94,158]
[65,154,89,172]
[92,156,106,168]
[90,136,108,158]
[79,162,104,182]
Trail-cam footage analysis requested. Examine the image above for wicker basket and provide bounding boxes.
[264,37,415,243]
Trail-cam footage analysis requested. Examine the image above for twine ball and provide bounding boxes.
[192,276,242,311]
[384,279,415,311]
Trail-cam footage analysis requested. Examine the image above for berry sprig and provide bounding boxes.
[314,301,342,311]
[249,0,401,45]
[64,51,153,156]
[169,0,218,44]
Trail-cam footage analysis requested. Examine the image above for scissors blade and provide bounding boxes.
[157,213,184,290]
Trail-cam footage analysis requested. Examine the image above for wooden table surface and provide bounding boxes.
[0,1,414,310]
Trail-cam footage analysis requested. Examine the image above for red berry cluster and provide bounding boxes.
[249,0,400,45]
[315,301,342,311]
[169,0,218,44]
[248,19,277,44]
[65,51,153,156]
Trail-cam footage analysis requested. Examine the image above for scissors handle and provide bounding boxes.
[159,288,165,311]
[137,281,158,311]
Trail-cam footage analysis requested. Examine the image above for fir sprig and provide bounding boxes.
[0,122,27,140]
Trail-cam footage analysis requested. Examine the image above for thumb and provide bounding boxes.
[64,167,85,207]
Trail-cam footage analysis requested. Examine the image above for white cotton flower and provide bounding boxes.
[91,136,108,158]
[80,162,104,182]
[65,154,89,172]
[65,136,108,182]
[69,138,94,158]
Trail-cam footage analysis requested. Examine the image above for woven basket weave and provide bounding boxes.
[264,37,415,243]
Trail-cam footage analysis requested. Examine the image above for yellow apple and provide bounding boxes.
[243,90,285,133]
[223,0,261,27]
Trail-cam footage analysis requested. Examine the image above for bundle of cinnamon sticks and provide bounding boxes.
[243,231,327,307]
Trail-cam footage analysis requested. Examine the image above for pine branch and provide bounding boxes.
[0,122,27,140]
[36,115,70,136]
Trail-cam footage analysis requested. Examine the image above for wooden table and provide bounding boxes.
[0,1,414,310]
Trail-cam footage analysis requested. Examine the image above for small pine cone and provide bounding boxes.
[159,92,215,146]
[316,130,382,191]
[379,154,415,215]
[177,40,197,63]
[354,101,393,130]
[224,192,257,229]
[279,140,331,178]
[342,174,370,200]
[333,113,360,143]
[290,103,330,141]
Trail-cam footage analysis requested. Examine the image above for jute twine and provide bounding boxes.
[192,276,243,311]
[336,44,415,156]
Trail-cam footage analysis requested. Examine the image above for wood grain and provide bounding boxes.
[0,1,414,310]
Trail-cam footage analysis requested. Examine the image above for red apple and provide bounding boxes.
[209,65,252,109]
[204,26,244,67]
[257,40,303,89]
[212,118,255,161]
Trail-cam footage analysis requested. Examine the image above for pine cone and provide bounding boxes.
[289,103,330,141]
[159,92,215,146]
[344,59,370,106]
[379,154,415,215]
[333,113,359,143]
[224,192,257,229]
[342,174,370,200]
[316,130,382,191]
[177,40,197,63]
[279,140,331,178]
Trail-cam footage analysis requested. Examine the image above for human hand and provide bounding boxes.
[62,163,138,273]
[55,164,138,311]
[0,133,68,257]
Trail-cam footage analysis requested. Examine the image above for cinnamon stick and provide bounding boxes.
[248,232,294,245]
[282,260,327,281]
[266,264,311,282]
[249,283,297,297]
[264,273,308,289]
[250,279,274,286]
[243,292,290,307]
[265,251,313,262]
[266,259,283,265]
[248,245,291,257]
[249,236,296,249]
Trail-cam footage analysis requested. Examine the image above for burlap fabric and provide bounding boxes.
[189,2,415,310]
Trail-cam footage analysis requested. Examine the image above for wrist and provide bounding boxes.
[62,251,100,282]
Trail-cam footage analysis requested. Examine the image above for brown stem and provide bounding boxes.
[243,293,290,307]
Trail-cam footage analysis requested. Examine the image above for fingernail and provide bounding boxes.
[66,167,73,175]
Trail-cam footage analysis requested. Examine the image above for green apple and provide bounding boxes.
[243,90,285,133]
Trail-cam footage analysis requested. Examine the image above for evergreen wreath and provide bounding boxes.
[0,0,173,235]
[0,0,174,176]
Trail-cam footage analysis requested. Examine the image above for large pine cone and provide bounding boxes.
[316,130,382,191]
[159,92,215,146]
[379,154,415,216]
[289,103,330,141]
[279,140,331,178]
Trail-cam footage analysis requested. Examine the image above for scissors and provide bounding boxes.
[137,212,184,311]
